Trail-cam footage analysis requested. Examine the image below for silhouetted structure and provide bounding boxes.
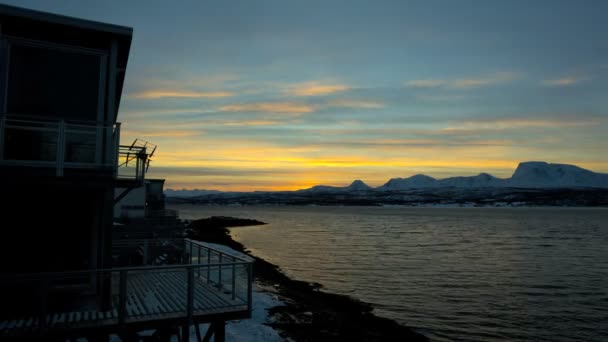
[0,5,252,340]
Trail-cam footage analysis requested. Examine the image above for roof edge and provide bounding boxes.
[0,3,132,36]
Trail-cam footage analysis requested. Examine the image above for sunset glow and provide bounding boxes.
[10,0,607,191]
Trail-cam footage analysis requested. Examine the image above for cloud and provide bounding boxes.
[328,99,384,109]
[407,72,520,89]
[124,130,201,138]
[443,117,599,132]
[201,119,283,126]
[542,77,587,86]
[406,79,446,88]
[129,90,234,99]
[450,72,520,88]
[286,82,350,96]
[219,102,315,114]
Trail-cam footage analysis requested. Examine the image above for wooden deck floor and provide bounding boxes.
[0,271,248,335]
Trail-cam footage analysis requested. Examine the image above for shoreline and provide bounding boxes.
[188,217,429,342]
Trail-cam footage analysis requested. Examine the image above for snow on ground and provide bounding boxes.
[126,286,284,342]
[179,286,284,342]
[111,244,283,341]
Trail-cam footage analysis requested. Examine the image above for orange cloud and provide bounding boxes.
[450,72,520,88]
[216,120,283,126]
[407,72,520,89]
[328,99,384,109]
[219,102,315,114]
[542,77,587,86]
[287,82,350,96]
[129,90,234,99]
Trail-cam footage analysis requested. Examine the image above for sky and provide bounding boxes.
[5,0,608,191]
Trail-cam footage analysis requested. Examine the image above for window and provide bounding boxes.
[6,43,103,121]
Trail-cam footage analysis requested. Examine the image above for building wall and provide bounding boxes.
[114,185,146,219]
[0,178,110,273]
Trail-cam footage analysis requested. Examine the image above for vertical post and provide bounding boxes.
[186,267,194,335]
[56,120,65,176]
[214,321,225,342]
[118,270,127,324]
[247,264,252,316]
[113,123,120,176]
[143,240,149,266]
[135,152,140,180]
[206,249,211,283]
[231,257,236,300]
[106,40,117,165]
[189,241,193,264]
[218,253,223,288]
[182,324,190,342]
[197,248,201,277]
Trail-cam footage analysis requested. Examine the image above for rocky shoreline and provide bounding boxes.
[187,216,428,342]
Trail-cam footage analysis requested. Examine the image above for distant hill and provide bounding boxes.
[164,161,608,198]
[298,180,372,193]
[164,189,221,197]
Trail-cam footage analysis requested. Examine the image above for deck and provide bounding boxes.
[0,239,253,337]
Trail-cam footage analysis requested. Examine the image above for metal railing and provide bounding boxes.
[0,239,253,332]
[116,145,147,181]
[116,139,156,182]
[0,115,120,177]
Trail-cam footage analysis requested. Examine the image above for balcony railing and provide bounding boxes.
[0,115,151,183]
[0,115,120,177]
[0,239,253,335]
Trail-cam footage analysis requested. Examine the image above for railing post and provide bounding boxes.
[231,257,236,300]
[218,253,223,288]
[247,264,253,316]
[118,270,128,324]
[189,241,193,264]
[207,249,211,283]
[197,248,201,277]
[187,267,194,321]
[56,120,65,176]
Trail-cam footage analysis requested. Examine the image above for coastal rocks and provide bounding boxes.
[191,216,266,229]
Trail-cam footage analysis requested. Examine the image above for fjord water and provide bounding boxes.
[174,205,608,342]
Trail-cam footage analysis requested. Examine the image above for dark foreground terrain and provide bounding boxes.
[188,216,428,342]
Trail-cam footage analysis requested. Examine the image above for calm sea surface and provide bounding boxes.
[172,205,608,342]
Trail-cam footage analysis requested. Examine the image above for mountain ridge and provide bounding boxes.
[165,161,608,196]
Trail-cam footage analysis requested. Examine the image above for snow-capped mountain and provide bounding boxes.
[346,179,372,191]
[376,162,606,190]
[507,161,608,188]
[299,180,372,193]
[164,162,608,197]
[377,175,438,190]
[437,173,507,188]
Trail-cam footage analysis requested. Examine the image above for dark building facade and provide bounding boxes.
[0,4,132,311]
[0,7,252,340]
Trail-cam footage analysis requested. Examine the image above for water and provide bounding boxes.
[173,205,608,342]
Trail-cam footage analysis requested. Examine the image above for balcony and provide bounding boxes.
[0,239,253,336]
[0,115,149,183]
